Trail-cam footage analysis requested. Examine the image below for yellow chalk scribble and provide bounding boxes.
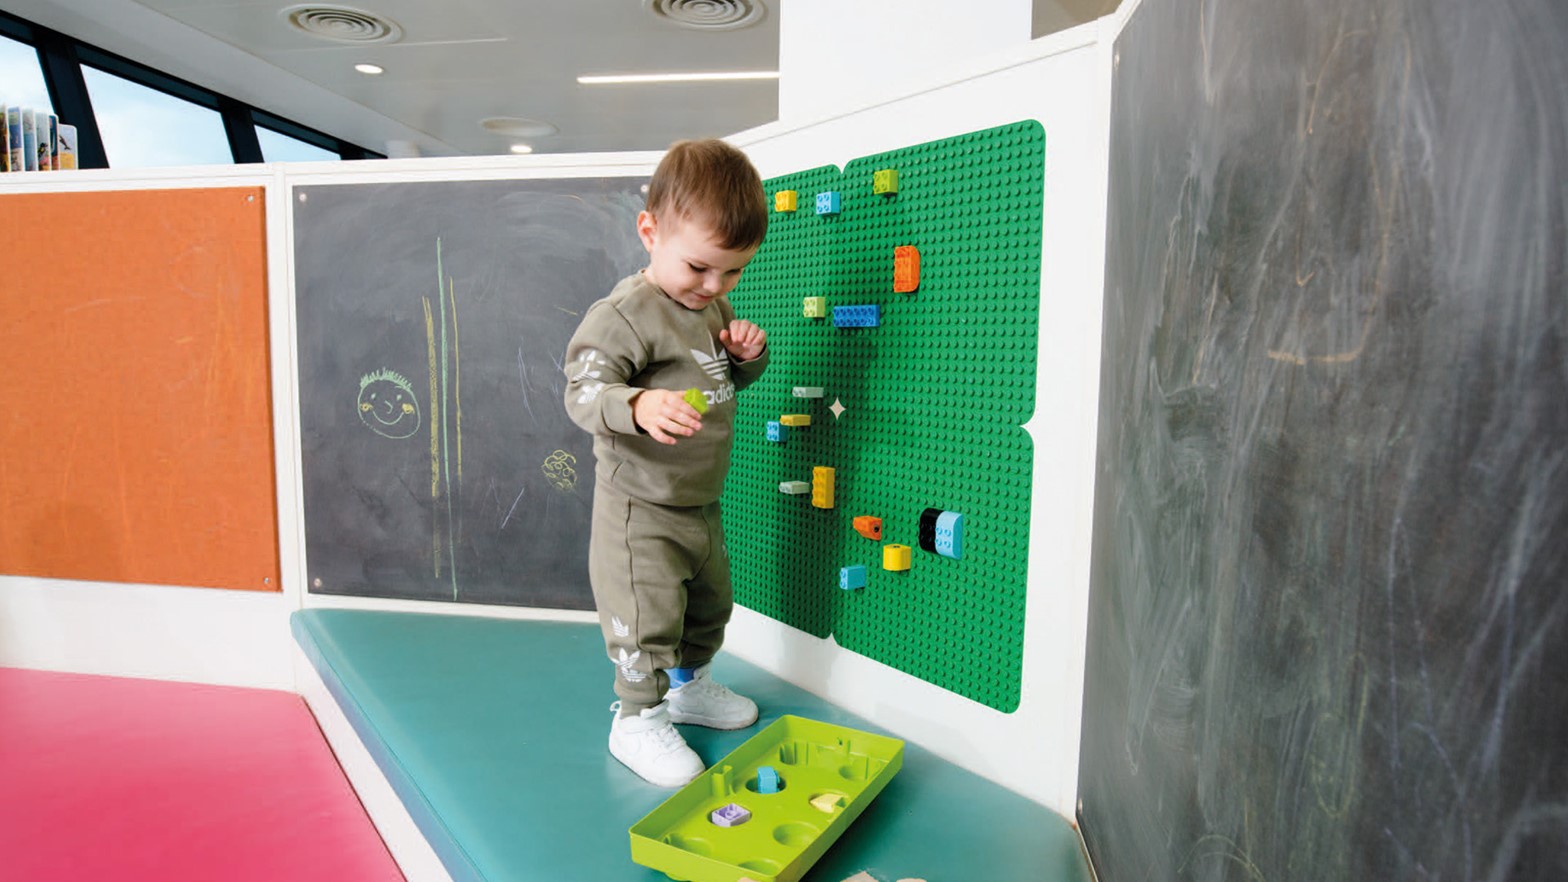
[542,450,579,493]
[424,295,441,577]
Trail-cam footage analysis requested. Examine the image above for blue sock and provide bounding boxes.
[667,666,697,688]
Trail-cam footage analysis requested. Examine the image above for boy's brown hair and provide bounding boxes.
[645,139,768,251]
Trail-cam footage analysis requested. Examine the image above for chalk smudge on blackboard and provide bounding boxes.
[1080,0,1568,878]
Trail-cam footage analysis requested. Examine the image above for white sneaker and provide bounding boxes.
[666,665,759,730]
[608,701,705,788]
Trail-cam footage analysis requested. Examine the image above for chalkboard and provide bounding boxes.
[293,178,647,607]
[1080,0,1568,879]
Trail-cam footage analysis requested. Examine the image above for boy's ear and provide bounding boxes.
[636,210,658,253]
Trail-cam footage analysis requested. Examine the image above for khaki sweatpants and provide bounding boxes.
[589,479,733,713]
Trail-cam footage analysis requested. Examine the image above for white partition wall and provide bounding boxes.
[724,21,1118,816]
[777,0,1036,124]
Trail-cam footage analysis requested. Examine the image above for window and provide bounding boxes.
[257,125,338,163]
[0,33,51,111]
[1,9,376,168]
[81,64,232,168]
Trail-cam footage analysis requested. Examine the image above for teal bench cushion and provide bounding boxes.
[292,609,1088,882]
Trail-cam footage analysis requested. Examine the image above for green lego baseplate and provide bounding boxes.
[724,121,1044,712]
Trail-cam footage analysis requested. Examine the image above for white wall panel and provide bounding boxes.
[726,21,1117,814]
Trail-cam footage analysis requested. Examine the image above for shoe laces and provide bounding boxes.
[646,720,686,752]
[611,701,686,752]
[677,672,735,702]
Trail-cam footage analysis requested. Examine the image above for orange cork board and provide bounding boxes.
[0,187,280,591]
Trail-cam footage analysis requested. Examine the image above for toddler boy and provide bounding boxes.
[563,139,769,787]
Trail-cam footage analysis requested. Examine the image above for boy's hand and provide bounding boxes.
[719,320,767,362]
[632,388,702,445]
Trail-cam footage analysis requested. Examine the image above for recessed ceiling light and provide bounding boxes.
[480,117,558,137]
[354,63,384,75]
[510,144,534,154]
[577,71,779,85]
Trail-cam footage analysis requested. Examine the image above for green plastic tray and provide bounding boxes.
[629,716,905,882]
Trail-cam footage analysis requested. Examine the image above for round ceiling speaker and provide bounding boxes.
[644,0,766,31]
[281,4,404,44]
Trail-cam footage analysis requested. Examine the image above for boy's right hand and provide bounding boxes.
[632,389,702,445]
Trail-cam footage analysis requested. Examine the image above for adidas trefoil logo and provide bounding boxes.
[570,349,607,383]
[576,381,604,404]
[571,350,608,404]
[690,338,728,382]
[616,647,646,683]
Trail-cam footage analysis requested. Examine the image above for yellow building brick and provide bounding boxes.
[883,544,912,571]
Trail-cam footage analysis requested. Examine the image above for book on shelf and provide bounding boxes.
[21,108,37,171]
[37,111,57,170]
[58,124,77,170]
[7,106,23,172]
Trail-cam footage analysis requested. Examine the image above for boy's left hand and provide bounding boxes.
[719,320,767,361]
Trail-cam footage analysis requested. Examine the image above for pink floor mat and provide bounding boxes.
[0,667,404,882]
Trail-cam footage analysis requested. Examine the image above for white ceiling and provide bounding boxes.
[4,0,1119,157]
[5,0,781,156]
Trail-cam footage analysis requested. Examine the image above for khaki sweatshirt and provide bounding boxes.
[563,272,767,506]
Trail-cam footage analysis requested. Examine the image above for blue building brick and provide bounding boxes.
[935,511,964,559]
[832,305,881,328]
[756,766,781,793]
[839,565,867,590]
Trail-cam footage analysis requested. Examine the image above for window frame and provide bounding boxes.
[0,9,380,169]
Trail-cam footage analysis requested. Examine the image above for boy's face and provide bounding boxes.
[638,210,758,311]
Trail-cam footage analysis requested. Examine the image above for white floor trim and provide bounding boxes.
[0,576,293,689]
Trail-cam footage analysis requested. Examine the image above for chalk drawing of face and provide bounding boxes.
[357,369,421,439]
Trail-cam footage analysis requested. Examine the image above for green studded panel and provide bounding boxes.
[724,121,1044,712]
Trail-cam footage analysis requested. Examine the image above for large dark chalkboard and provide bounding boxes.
[294,178,647,607]
[1081,0,1568,879]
